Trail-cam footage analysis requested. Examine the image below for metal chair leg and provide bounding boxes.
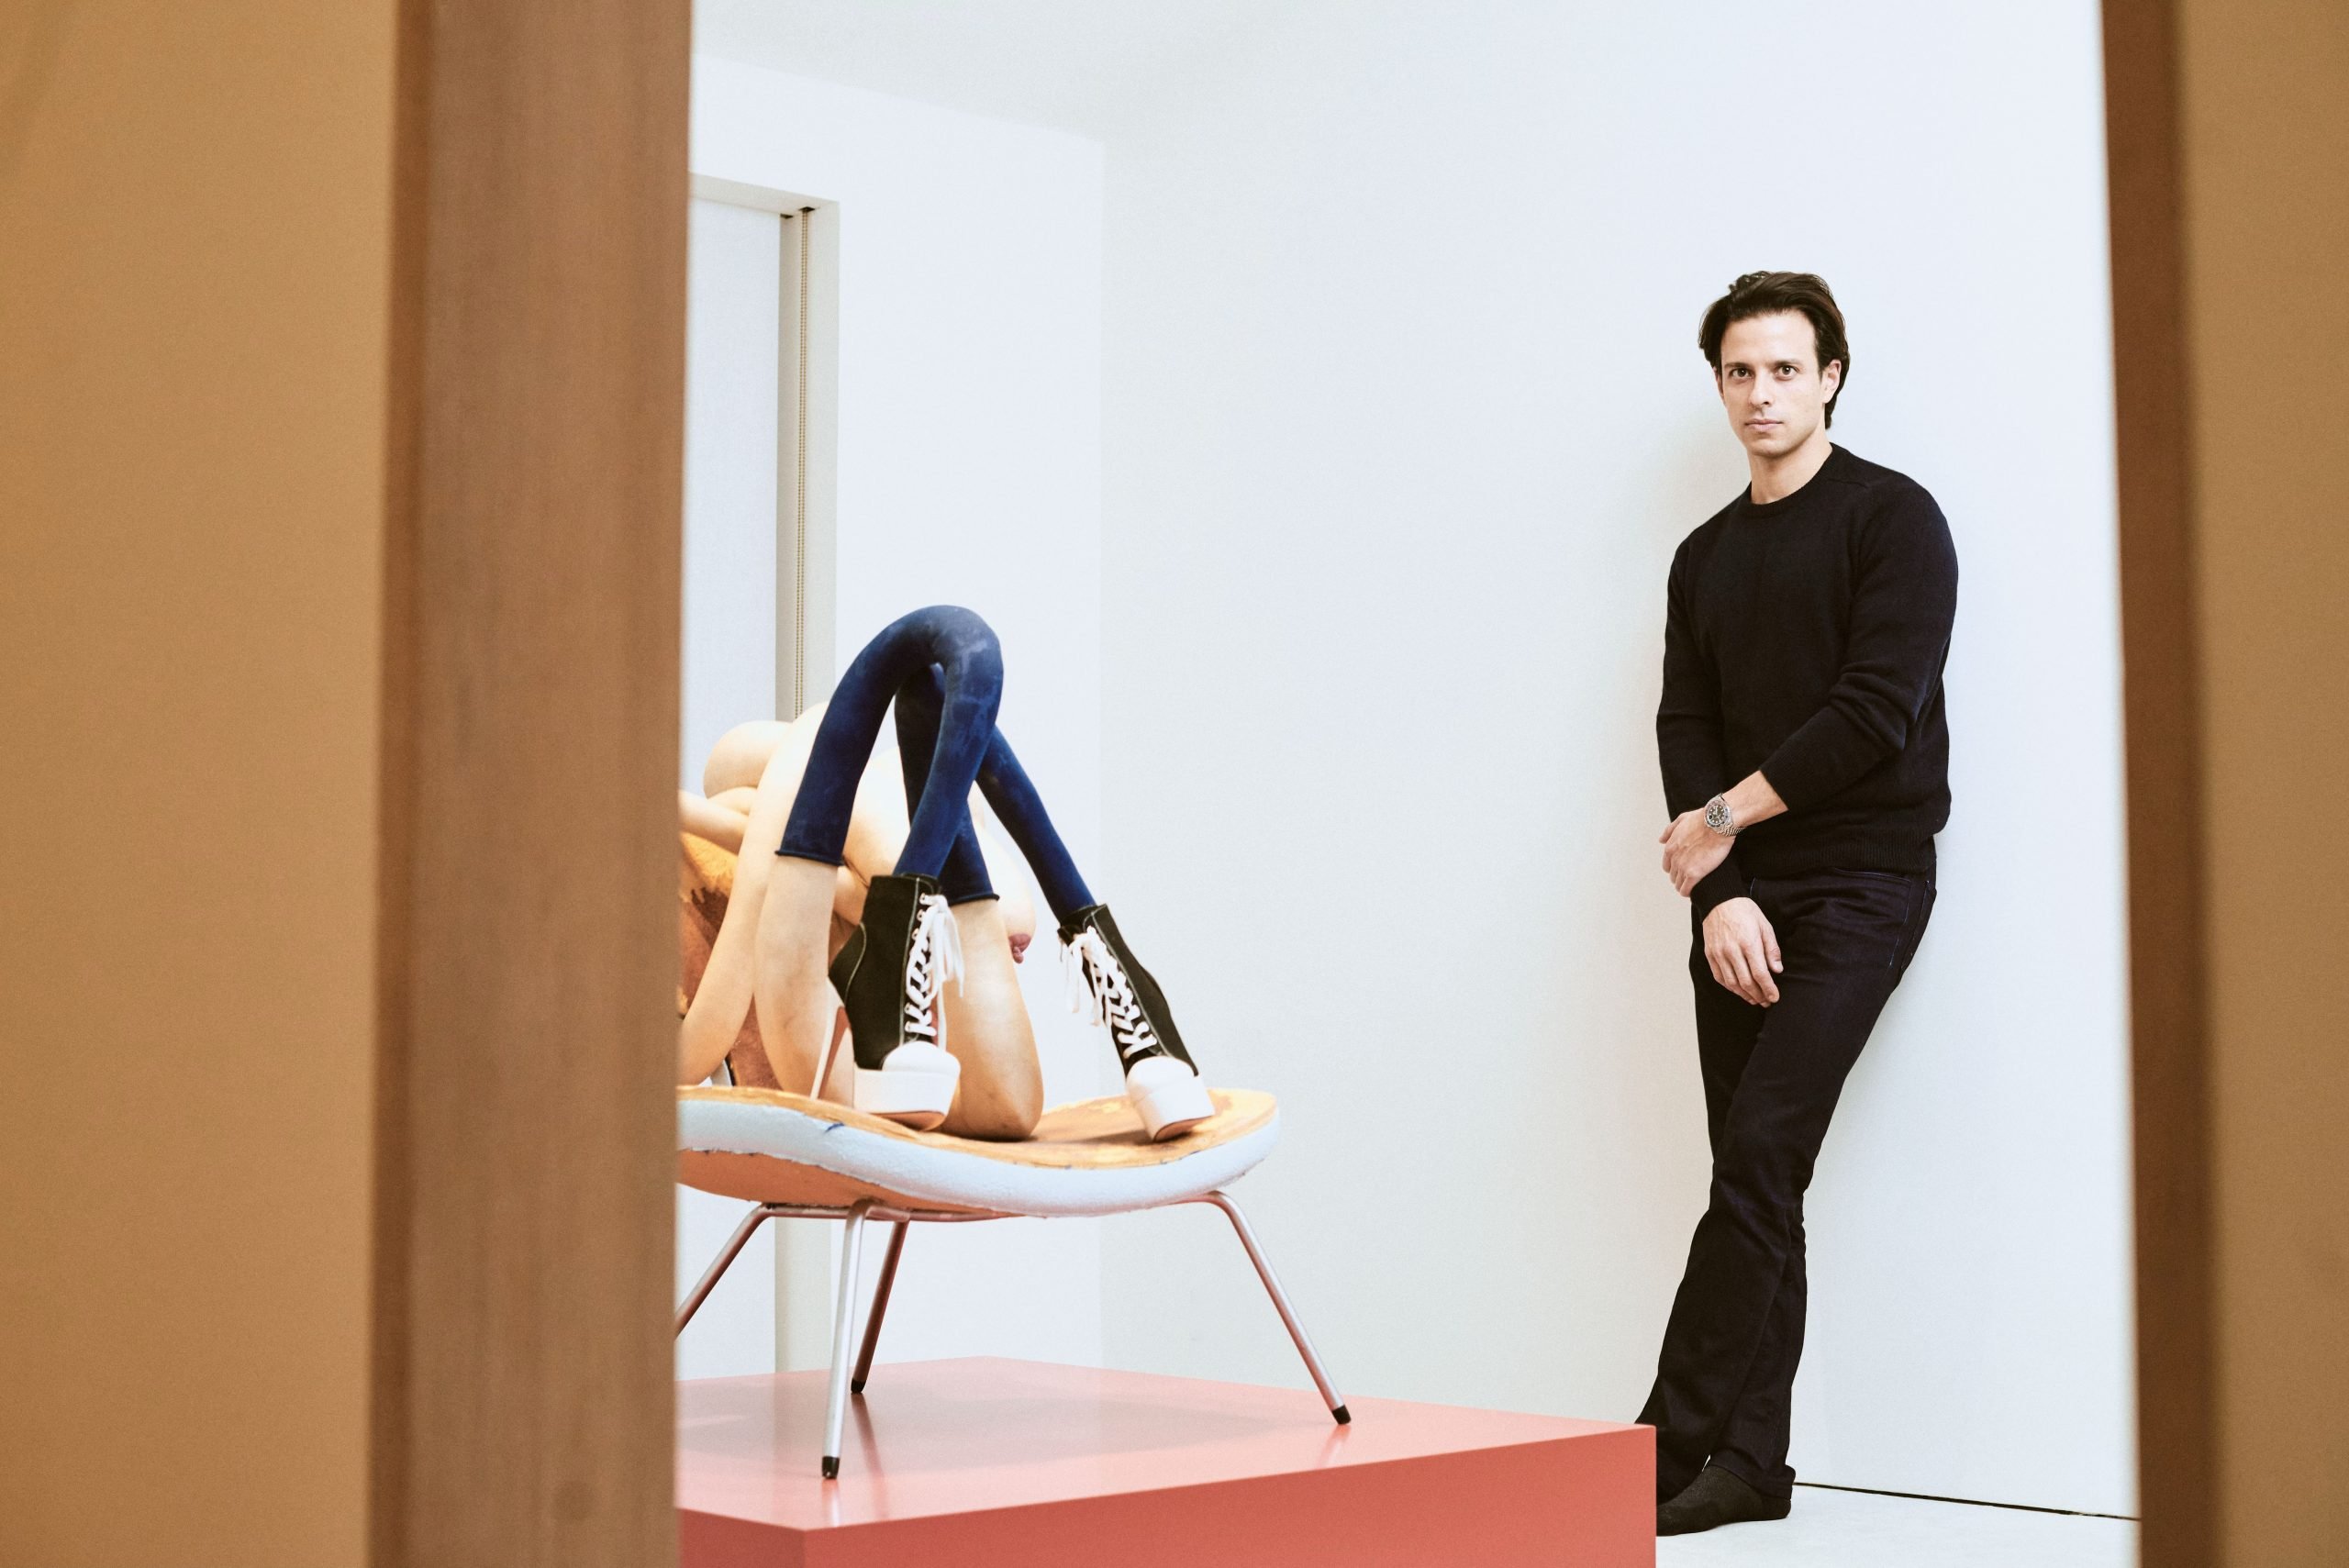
[675,1203,777,1337]
[821,1200,874,1479]
[851,1221,909,1395]
[1196,1189,1351,1423]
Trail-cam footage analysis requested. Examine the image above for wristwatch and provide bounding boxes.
[1704,793,1737,835]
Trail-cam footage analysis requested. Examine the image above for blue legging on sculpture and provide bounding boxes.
[775,606,1097,923]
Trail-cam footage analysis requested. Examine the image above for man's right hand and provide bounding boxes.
[1702,896,1783,1006]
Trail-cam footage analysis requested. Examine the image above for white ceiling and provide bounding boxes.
[692,0,1280,139]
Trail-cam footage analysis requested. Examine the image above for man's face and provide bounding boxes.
[1715,311,1842,459]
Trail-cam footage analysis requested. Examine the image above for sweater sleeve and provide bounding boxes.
[1757,483,1959,811]
[1657,540,1748,917]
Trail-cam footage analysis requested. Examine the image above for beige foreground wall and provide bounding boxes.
[0,3,396,1563]
[2177,2,2349,1562]
[3,1,687,1562]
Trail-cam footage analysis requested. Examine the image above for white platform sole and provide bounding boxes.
[1128,1069,1215,1142]
[852,1062,958,1132]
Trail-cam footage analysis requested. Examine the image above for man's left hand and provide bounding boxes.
[1658,808,1733,896]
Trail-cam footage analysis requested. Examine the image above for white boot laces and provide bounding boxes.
[903,892,964,1049]
[1063,928,1160,1065]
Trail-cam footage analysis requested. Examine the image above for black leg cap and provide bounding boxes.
[821,1455,840,1480]
[1332,1404,1352,1425]
[851,1378,865,1396]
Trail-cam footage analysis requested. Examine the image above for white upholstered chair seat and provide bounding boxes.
[677,1084,1280,1218]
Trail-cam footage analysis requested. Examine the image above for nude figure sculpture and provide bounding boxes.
[677,606,1211,1143]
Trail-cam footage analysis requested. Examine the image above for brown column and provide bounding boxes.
[373,1,686,1563]
[2105,3,2349,1563]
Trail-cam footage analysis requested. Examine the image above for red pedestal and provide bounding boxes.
[678,1357,1653,1567]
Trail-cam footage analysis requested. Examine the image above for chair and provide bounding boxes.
[674,1084,1349,1478]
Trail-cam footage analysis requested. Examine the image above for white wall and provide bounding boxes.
[1086,0,2133,1517]
[689,0,2136,1518]
[687,58,1112,1374]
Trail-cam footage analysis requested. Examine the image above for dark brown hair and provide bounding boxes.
[1698,271,1851,427]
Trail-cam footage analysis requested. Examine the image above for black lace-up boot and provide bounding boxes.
[1059,904,1213,1140]
[828,872,961,1129]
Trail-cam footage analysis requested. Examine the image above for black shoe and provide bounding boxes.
[828,873,961,1129]
[1059,904,1214,1140]
[1655,1464,1792,1536]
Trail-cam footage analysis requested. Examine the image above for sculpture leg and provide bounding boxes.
[779,609,1004,1130]
[889,674,1046,1139]
[674,1203,775,1337]
[851,1221,911,1395]
[970,724,1097,924]
[891,666,996,906]
[893,664,1097,919]
[913,669,1209,1140]
[1195,1190,1351,1423]
[778,606,1004,881]
[822,1201,874,1479]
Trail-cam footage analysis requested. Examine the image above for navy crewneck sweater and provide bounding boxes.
[1658,444,1960,917]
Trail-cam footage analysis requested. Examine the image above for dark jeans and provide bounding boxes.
[1638,866,1936,1503]
[776,605,1096,923]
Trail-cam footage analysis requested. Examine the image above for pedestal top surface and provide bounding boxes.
[677,1355,1646,1530]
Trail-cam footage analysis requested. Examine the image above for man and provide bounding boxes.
[1638,272,1958,1536]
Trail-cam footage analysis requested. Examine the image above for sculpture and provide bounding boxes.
[677,606,1211,1143]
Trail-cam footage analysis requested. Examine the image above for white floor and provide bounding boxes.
[1657,1485,2138,1567]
